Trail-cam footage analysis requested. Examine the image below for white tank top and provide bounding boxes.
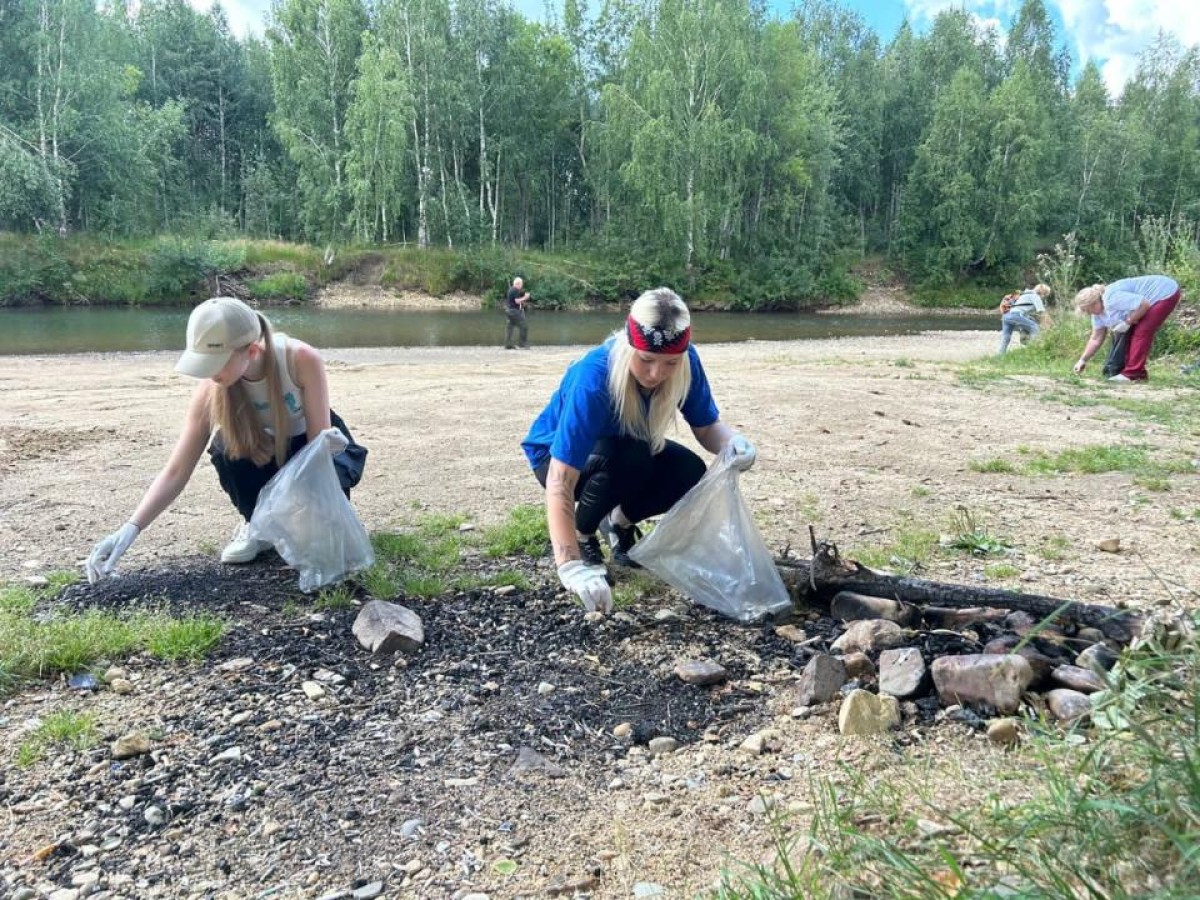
[241,333,307,437]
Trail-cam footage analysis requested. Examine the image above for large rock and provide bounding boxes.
[878,647,926,698]
[837,689,900,736]
[1076,643,1119,674]
[931,654,1034,715]
[830,591,917,625]
[353,600,425,654]
[111,732,152,760]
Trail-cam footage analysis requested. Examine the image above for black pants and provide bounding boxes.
[209,411,365,521]
[534,436,705,535]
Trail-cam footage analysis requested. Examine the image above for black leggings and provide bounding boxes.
[209,411,364,521]
[534,436,706,535]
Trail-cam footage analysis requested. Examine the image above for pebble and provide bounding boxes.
[400,858,424,874]
[111,732,151,760]
[400,818,423,839]
[653,608,684,624]
[987,718,1021,746]
[48,890,79,900]
[24,575,49,587]
[103,666,128,682]
[674,659,728,686]
[118,795,137,811]
[13,889,35,900]
[301,681,326,700]
[144,806,166,827]
[647,737,679,756]
[109,678,135,695]
[612,722,633,739]
[351,882,384,899]
[210,746,243,764]
[1097,538,1121,553]
[536,681,555,696]
[633,884,666,897]
[262,820,285,838]
[230,711,253,726]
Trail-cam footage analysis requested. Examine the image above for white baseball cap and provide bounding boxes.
[175,297,263,378]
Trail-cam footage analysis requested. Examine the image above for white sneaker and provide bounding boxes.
[220,521,270,564]
[1108,374,1132,383]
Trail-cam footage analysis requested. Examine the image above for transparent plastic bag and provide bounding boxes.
[247,428,374,593]
[628,446,792,623]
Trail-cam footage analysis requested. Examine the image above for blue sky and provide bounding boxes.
[198,0,1198,97]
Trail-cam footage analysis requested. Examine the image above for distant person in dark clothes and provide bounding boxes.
[1073,275,1181,382]
[521,287,757,614]
[504,276,530,349]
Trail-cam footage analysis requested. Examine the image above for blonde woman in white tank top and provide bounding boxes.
[85,297,365,581]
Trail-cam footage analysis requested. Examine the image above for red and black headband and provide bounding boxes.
[626,315,691,355]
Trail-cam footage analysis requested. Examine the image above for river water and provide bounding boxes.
[0,306,995,355]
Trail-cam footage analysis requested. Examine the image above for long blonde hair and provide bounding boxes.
[208,314,289,467]
[606,289,693,454]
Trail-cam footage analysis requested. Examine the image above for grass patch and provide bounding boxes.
[612,570,663,609]
[973,444,1192,480]
[969,457,1019,474]
[855,522,940,575]
[1037,533,1072,561]
[714,615,1200,897]
[368,510,551,599]
[910,485,932,498]
[15,710,100,768]
[984,562,1021,579]
[483,505,550,558]
[1,583,226,693]
[142,614,225,661]
[245,271,309,301]
[314,585,357,611]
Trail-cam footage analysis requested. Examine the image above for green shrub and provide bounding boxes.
[246,272,309,300]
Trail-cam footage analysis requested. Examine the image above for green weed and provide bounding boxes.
[947,507,1011,556]
[984,562,1021,579]
[15,710,100,768]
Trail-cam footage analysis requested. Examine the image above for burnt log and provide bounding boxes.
[776,535,1139,644]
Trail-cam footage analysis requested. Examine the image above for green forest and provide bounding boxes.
[3,0,1200,307]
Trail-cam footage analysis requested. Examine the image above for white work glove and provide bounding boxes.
[1111,320,1131,334]
[85,522,141,583]
[729,434,757,472]
[557,560,613,614]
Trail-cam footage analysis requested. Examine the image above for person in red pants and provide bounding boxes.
[1072,275,1181,382]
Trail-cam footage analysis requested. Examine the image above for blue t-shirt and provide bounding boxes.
[1093,275,1179,328]
[522,339,720,470]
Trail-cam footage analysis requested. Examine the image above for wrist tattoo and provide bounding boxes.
[554,542,580,563]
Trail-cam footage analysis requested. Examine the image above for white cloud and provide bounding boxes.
[904,0,1200,95]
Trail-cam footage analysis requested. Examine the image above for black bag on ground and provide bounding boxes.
[1102,331,1129,377]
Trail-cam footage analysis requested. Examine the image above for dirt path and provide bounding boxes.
[3,332,1199,898]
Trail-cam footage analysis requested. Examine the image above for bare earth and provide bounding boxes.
[2,311,1199,897]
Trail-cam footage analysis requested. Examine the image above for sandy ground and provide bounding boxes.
[3,329,1198,607]
[3,321,1200,898]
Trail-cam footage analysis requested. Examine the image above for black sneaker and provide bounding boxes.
[599,515,642,568]
[578,533,606,567]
